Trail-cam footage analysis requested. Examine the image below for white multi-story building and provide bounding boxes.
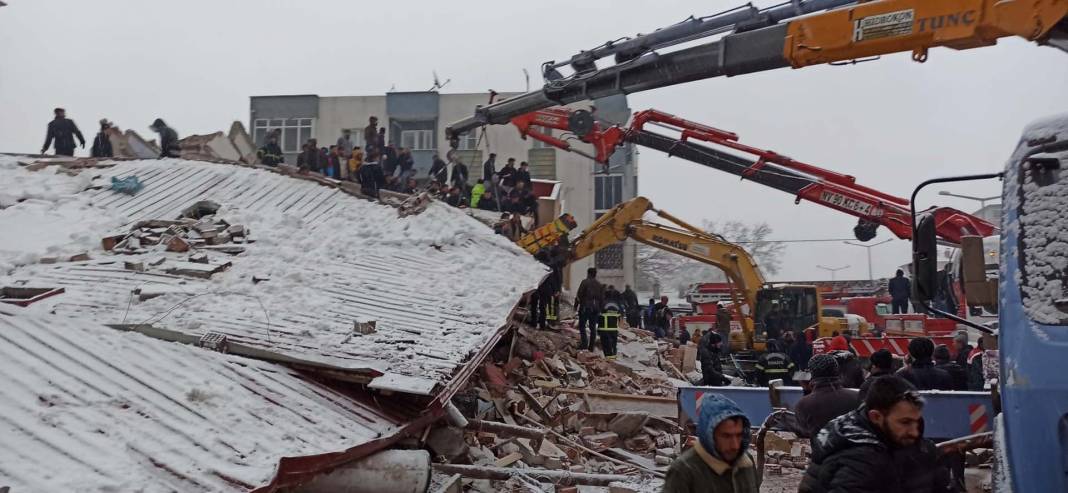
[249,91,638,291]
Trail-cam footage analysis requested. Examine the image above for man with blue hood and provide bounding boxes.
[664,394,760,492]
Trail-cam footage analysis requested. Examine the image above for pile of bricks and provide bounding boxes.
[102,217,249,255]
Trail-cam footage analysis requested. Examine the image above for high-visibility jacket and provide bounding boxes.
[600,303,622,331]
[546,296,558,321]
[755,352,794,386]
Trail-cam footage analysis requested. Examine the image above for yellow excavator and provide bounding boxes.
[563,196,865,351]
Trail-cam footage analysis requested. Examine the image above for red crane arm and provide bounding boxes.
[510,107,999,243]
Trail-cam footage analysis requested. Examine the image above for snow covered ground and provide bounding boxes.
[0,156,547,392]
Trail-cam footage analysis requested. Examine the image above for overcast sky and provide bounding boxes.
[2,0,1066,281]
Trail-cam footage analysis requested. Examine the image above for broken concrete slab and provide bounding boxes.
[427,426,469,461]
[606,412,649,439]
[228,121,258,165]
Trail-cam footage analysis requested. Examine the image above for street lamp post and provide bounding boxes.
[938,191,1000,209]
[843,238,894,280]
[817,264,850,281]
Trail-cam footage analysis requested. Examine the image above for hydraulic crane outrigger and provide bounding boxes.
[508,106,999,244]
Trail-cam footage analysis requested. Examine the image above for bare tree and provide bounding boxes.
[636,219,785,296]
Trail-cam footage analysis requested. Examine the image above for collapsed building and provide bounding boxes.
[0,152,552,491]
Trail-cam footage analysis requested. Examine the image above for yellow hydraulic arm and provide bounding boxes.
[569,197,766,319]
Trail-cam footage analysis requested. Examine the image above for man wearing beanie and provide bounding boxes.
[897,337,954,391]
[794,354,860,437]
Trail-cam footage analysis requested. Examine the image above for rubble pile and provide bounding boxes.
[762,431,812,474]
[103,213,249,257]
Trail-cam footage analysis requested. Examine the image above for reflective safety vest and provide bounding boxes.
[600,310,621,331]
[546,296,558,321]
[755,352,794,375]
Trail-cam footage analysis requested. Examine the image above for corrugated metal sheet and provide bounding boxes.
[2,159,546,395]
[0,306,421,493]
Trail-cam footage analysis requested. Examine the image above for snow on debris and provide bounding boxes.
[0,305,408,492]
[0,157,548,390]
[1001,113,1068,325]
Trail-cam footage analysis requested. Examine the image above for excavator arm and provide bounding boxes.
[447,0,1068,138]
[506,107,998,243]
[568,196,766,317]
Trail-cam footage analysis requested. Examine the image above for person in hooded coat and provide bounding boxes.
[149,118,180,158]
[697,331,731,386]
[664,394,760,493]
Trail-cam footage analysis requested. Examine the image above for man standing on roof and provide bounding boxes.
[90,119,114,158]
[664,394,760,493]
[888,269,912,314]
[363,116,378,155]
[41,107,85,156]
[799,376,953,492]
[574,268,604,352]
[149,118,180,158]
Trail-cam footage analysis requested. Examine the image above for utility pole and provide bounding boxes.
[817,264,850,281]
[843,238,893,280]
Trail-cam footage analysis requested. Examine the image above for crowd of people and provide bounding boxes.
[40,108,181,159]
[255,117,542,217]
[666,330,982,492]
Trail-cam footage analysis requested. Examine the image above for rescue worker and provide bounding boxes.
[257,132,284,166]
[41,107,85,156]
[574,268,604,352]
[470,179,486,208]
[348,146,364,179]
[429,153,448,185]
[755,339,795,386]
[715,302,732,355]
[897,337,954,391]
[794,354,860,438]
[600,289,622,359]
[859,348,895,399]
[698,330,731,386]
[933,344,968,391]
[149,118,180,158]
[888,269,912,314]
[664,394,760,493]
[90,119,114,158]
[799,376,953,493]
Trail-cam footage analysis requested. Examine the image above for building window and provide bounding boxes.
[253,118,313,153]
[593,212,625,270]
[531,128,554,149]
[457,130,481,151]
[401,129,434,151]
[594,174,624,211]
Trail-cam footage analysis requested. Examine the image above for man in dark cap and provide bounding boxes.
[794,353,860,437]
[934,344,968,391]
[897,337,954,391]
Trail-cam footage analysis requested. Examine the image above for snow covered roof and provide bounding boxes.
[0,156,546,395]
[0,305,426,492]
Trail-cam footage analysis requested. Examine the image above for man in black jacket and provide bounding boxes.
[574,268,604,352]
[257,133,284,166]
[429,153,448,185]
[149,118,180,158]
[450,158,469,192]
[800,376,953,493]
[859,348,896,399]
[622,285,640,328]
[897,337,954,391]
[795,354,859,438]
[482,153,497,182]
[698,331,731,386]
[90,119,114,158]
[516,161,532,187]
[41,108,85,156]
[357,158,386,198]
[933,344,968,391]
[888,269,911,314]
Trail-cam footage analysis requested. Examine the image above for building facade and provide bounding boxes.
[249,91,638,291]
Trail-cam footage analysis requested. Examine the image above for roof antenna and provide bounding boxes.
[523,68,530,92]
[429,70,451,92]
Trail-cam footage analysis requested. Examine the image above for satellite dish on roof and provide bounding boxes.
[429,70,451,92]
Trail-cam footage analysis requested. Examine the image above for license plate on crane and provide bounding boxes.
[820,191,874,215]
